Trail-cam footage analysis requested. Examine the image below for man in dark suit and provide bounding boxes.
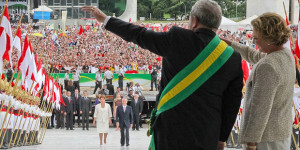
[106,84,114,95]
[82,1,243,149]
[130,92,143,131]
[64,91,76,130]
[150,69,157,91]
[72,89,81,126]
[116,98,133,147]
[79,91,92,130]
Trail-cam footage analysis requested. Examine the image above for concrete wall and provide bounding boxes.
[246,0,297,23]
[117,0,137,22]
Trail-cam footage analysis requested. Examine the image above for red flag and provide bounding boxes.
[13,26,22,59]
[294,6,300,59]
[163,25,167,32]
[1,5,12,65]
[0,27,6,74]
[242,60,249,86]
[129,18,131,23]
[78,25,83,35]
[85,25,90,31]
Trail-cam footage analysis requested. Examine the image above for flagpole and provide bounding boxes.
[37,104,51,144]
[9,14,24,84]
[12,97,27,147]
[0,0,8,24]
[38,101,52,144]
[21,84,36,146]
[8,108,22,148]
[34,69,49,145]
[0,106,14,147]
[29,98,43,145]
[40,106,54,144]
[15,96,32,146]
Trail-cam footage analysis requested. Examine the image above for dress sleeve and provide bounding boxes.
[108,104,112,118]
[94,105,98,118]
[231,42,267,64]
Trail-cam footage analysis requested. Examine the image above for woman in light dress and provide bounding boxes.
[93,95,112,146]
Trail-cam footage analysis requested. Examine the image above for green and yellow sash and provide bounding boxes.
[148,35,234,150]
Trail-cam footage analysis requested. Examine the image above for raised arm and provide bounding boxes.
[231,42,266,64]
[81,6,173,57]
[220,37,266,64]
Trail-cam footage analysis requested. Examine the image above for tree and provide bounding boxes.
[214,0,246,18]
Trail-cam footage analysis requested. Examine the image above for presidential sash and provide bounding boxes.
[148,35,234,150]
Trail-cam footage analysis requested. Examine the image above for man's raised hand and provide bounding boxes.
[81,6,107,23]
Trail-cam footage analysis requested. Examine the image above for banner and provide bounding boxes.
[9,73,152,87]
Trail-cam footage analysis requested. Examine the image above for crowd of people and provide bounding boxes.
[5,1,300,149]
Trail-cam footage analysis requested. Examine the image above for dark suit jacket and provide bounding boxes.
[72,94,82,110]
[106,84,114,95]
[63,97,76,113]
[130,98,143,115]
[79,97,92,113]
[116,105,133,128]
[105,17,243,150]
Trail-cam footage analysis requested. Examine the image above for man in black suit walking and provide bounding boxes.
[72,89,81,126]
[130,92,143,131]
[116,98,133,147]
[64,91,76,130]
[82,1,243,149]
[79,91,92,130]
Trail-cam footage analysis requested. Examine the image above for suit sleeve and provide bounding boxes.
[63,98,66,112]
[105,17,173,57]
[73,99,76,112]
[79,98,82,111]
[89,98,92,111]
[115,107,119,123]
[219,61,243,142]
[130,107,133,124]
[139,100,143,114]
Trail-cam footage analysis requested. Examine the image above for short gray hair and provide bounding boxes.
[190,0,222,29]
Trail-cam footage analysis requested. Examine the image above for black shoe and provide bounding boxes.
[149,89,153,91]
[121,144,124,146]
[137,129,140,131]
[140,126,143,128]
[87,128,89,130]
[70,128,74,130]
[126,144,130,146]
[66,128,69,130]
[83,128,85,130]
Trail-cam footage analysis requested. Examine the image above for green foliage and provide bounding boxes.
[214,0,246,18]
[99,0,246,20]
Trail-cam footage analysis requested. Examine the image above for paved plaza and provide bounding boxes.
[9,125,237,150]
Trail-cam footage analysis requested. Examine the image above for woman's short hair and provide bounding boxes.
[251,12,291,46]
[190,0,222,29]
[100,95,106,100]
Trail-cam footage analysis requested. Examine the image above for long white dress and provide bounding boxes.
[94,103,112,133]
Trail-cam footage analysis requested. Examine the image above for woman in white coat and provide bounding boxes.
[93,95,112,146]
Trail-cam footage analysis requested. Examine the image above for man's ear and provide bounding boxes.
[191,16,198,30]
